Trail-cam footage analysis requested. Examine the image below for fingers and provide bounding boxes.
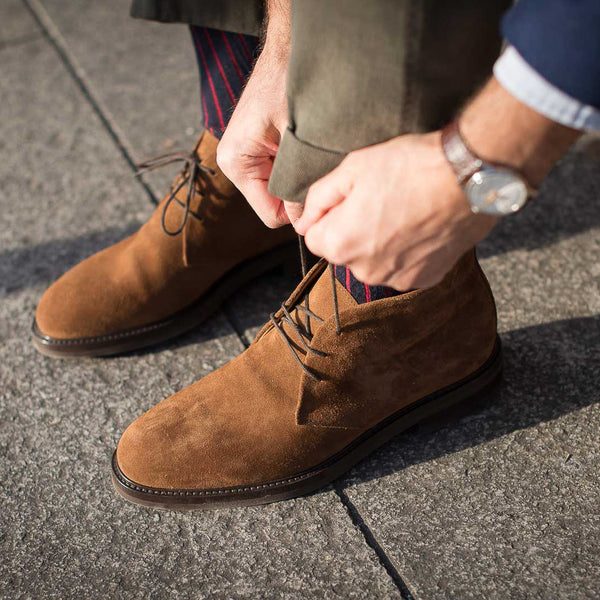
[283,200,304,226]
[304,199,358,264]
[294,162,354,235]
[217,141,290,228]
[242,179,291,228]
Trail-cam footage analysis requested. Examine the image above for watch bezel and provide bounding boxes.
[464,165,529,217]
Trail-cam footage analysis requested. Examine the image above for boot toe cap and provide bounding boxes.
[34,241,140,341]
[115,396,207,491]
[35,275,98,340]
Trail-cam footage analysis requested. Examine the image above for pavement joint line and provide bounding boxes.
[21,0,159,206]
[222,304,254,348]
[335,485,415,600]
[20,0,248,349]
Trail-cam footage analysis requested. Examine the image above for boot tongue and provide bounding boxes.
[194,130,220,171]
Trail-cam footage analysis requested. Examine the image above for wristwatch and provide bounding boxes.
[441,120,537,217]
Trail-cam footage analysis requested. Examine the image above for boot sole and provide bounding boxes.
[111,337,502,510]
[32,241,299,358]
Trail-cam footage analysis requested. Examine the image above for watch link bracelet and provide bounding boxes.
[441,119,537,217]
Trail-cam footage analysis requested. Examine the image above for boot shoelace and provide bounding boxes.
[270,236,341,381]
[137,158,341,380]
[136,151,215,236]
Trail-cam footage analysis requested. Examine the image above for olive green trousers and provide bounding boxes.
[131,0,511,202]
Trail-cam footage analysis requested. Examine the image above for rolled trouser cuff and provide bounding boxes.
[268,0,510,206]
[268,129,345,203]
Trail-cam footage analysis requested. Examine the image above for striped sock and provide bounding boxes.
[190,26,259,139]
[334,265,399,303]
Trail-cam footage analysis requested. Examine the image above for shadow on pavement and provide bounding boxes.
[338,314,600,489]
[479,137,600,259]
[0,223,140,295]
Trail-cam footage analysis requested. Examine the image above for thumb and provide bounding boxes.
[294,163,353,235]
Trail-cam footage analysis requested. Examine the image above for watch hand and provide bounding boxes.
[484,190,500,205]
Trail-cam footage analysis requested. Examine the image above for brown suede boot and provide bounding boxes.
[112,250,501,510]
[33,131,296,357]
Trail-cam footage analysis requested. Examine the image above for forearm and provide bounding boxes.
[262,0,291,59]
[459,77,582,187]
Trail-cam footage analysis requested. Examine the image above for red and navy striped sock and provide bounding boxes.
[190,26,259,139]
[333,265,399,303]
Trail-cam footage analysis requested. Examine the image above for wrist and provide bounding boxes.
[425,132,500,232]
[459,77,581,187]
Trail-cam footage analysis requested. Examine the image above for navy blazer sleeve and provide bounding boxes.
[502,0,600,109]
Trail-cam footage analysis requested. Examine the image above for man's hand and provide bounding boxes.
[295,133,497,290]
[295,77,580,290]
[217,0,294,228]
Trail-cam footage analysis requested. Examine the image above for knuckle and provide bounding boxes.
[342,151,358,167]
[392,269,416,290]
[398,268,440,290]
[364,237,380,260]
[305,181,323,204]
[216,146,235,173]
[364,272,383,286]
[248,202,277,229]
[392,276,410,291]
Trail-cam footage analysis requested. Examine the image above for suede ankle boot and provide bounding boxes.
[112,250,501,510]
[33,131,296,357]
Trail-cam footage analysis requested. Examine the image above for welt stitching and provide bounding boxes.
[115,468,311,496]
[39,321,167,346]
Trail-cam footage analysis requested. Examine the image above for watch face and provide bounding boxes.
[465,167,529,216]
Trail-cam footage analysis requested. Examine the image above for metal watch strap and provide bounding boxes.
[441,119,538,195]
[441,120,483,185]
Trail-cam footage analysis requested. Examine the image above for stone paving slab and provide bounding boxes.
[0,18,398,600]
[338,143,600,600]
[36,0,201,193]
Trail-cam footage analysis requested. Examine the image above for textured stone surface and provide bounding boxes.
[0,8,397,600]
[339,140,600,600]
[38,0,201,162]
[0,0,40,46]
[224,264,303,343]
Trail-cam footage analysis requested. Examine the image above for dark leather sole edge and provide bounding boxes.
[31,241,299,358]
[111,337,503,511]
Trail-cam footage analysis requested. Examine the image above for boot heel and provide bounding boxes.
[415,375,502,435]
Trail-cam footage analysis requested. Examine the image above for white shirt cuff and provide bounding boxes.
[494,45,600,132]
